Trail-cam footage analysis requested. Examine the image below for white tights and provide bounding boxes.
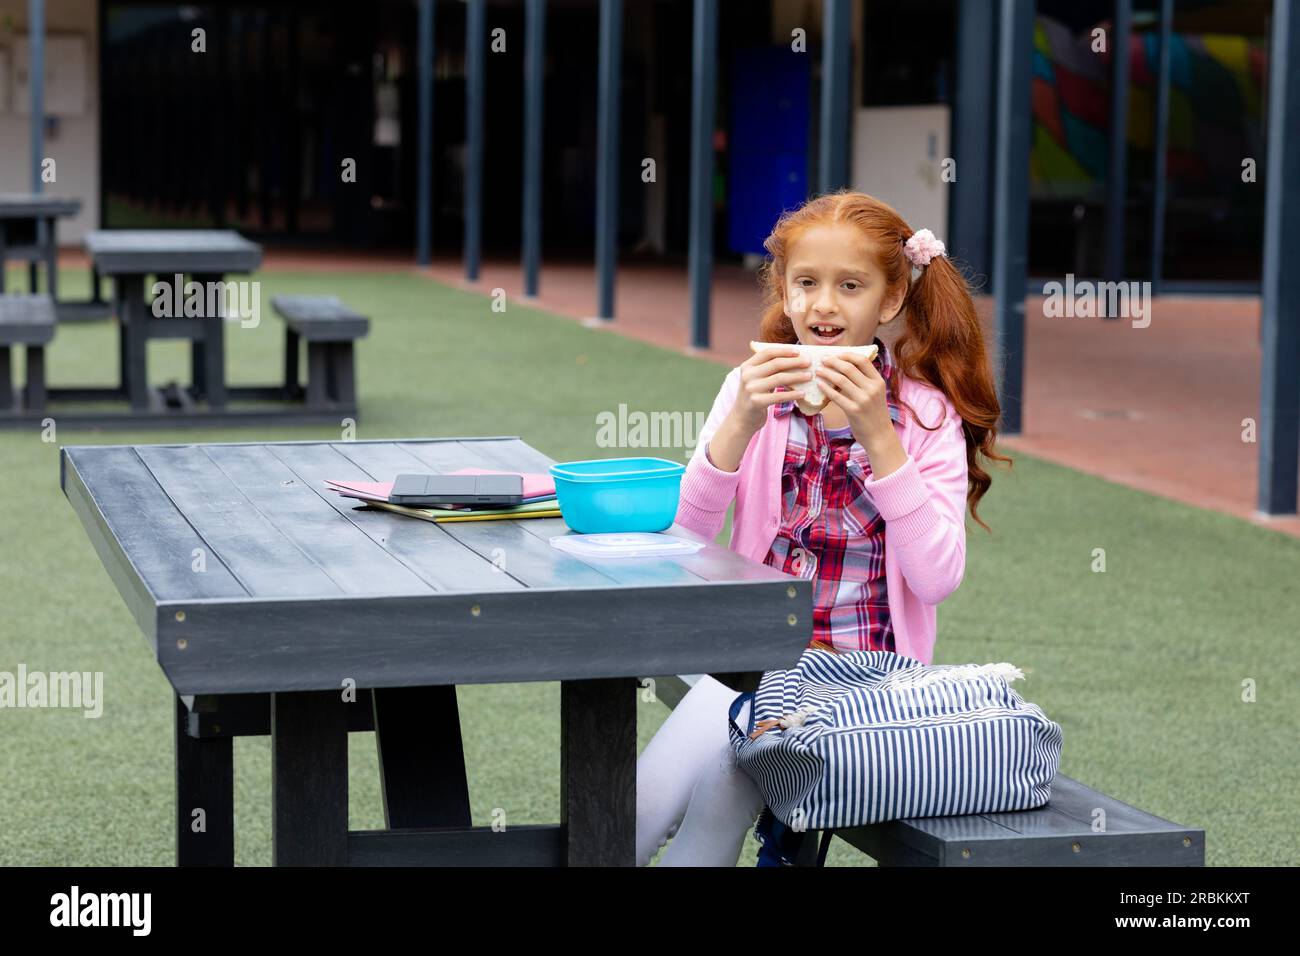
[636,674,767,867]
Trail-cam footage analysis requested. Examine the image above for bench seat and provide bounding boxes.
[0,293,56,412]
[272,294,370,412]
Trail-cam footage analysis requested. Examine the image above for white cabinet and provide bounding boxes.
[12,35,89,116]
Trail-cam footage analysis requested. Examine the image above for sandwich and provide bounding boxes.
[749,340,880,416]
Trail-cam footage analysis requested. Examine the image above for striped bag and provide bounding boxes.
[728,648,1063,831]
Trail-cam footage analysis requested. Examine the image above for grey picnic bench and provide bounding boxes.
[0,194,111,323]
[0,293,56,413]
[648,674,1206,866]
[0,194,79,302]
[273,294,370,412]
[2,231,374,429]
[80,230,263,421]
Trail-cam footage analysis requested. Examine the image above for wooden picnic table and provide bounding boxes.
[83,229,262,414]
[0,193,81,302]
[60,435,812,866]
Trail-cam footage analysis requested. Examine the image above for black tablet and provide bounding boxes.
[389,473,524,507]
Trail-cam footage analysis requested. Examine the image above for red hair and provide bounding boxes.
[756,189,1011,532]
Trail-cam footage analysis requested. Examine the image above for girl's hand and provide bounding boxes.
[728,346,811,434]
[816,353,907,477]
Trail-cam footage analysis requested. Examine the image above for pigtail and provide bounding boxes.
[895,251,1012,533]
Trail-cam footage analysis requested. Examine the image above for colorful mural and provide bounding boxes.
[1030,14,1269,193]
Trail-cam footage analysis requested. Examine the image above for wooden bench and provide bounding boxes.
[650,674,1205,867]
[0,293,56,413]
[272,294,370,412]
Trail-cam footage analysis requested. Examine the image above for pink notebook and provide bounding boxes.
[325,467,555,503]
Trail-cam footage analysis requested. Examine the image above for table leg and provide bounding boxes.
[372,686,472,829]
[191,340,207,400]
[193,272,226,410]
[118,274,149,410]
[25,346,46,411]
[560,677,636,866]
[306,343,329,410]
[272,690,348,866]
[42,216,58,302]
[329,343,356,406]
[0,345,12,410]
[283,328,299,399]
[0,220,7,293]
[28,262,38,293]
[174,693,235,866]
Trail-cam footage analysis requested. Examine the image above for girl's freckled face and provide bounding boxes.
[783,224,899,348]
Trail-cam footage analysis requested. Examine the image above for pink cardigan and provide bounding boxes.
[673,365,970,665]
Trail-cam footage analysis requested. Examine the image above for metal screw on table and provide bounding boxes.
[1072,842,1082,852]
[471,604,481,617]
[787,614,798,626]
[175,610,186,622]
[787,585,796,598]
[177,639,188,650]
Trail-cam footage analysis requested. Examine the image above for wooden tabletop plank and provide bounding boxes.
[397,439,714,587]
[60,446,247,642]
[134,445,349,598]
[265,441,523,593]
[0,194,81,218]
[454,436,560,474]
[201,444,436,596]
[328,440,621,590]
[82,229,262,275]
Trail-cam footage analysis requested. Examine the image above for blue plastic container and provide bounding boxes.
[548,457,686,534]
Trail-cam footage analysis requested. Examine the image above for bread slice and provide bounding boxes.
[749,340,880,416]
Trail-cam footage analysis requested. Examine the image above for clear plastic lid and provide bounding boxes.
[549,532,705,558]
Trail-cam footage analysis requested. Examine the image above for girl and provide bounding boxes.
[635,190,1010,867]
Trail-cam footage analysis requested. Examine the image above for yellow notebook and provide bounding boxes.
[365,499,563,524]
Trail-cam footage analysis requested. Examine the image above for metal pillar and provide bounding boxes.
[595,0,622,320]
[1103,0,1131,317]
[522,0,546,297]
[416,0,435,266]
[991,0,1034,436]
[689,0,718,349]
[464,0,485,281]
[818,0,852,194]
[1258,0,1300,515]
[951,0,998,286]
[29,0,45,194]
[1149,0,1173,293]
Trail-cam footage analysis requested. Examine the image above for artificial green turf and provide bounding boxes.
[0,267,1295,866]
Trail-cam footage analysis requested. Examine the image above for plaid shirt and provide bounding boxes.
[763,337,903,653]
